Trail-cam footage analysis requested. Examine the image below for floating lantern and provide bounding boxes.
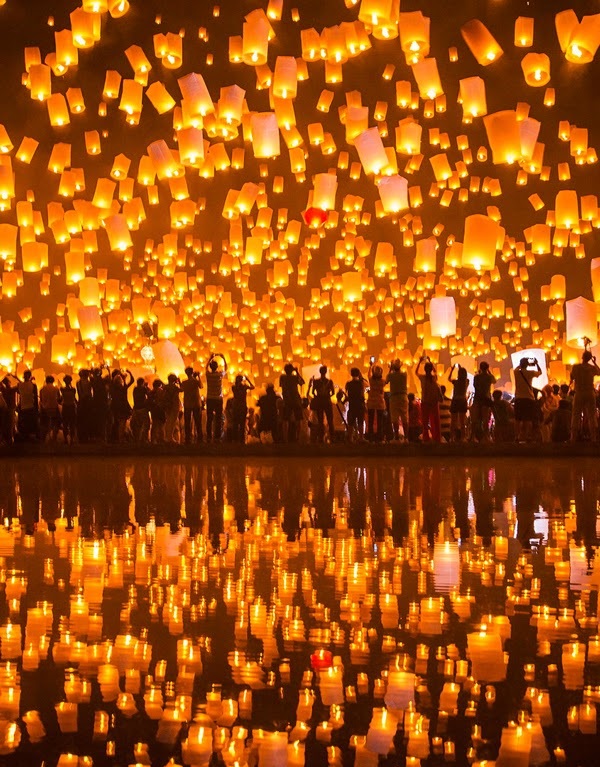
[354,127,388,174]
[521,53,551,87]
[429,296,456,338]
[461,19,503,65]
[565,296,597,347]
[462,214,502,271]
[250,113,280,158]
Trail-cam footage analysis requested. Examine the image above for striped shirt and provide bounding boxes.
[206,370,225,400]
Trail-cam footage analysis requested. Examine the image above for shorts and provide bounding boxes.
[450,399,468,414]
[389,394,408,423]
[283,401,303,421]
[514,398,536,422]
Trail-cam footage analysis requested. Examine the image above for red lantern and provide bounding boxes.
[310,648,333,670]
[303,207,328,228]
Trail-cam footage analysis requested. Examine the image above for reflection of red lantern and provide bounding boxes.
[310,648,333,670]
[303,207,328,227]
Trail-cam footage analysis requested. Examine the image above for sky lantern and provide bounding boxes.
[462,214,502,271]
[459,76,487,119]
[521,53,551,87]
[461,19,504,65]
[312,173,338,211]
[77,305,104,341]
[399,11,430,64]
[556,10,600,63]
[555,190,579,229]
[354,127,388,175]
[341,271,362,303]
[250,113,280,158]
[566,296,598,347]
[242,14,270,66]
[411,57,443,100]
[178,72,214,117]
[515,16,534,47]
[377,175,408,213]
[483,111,523,164]
[273,56,298,99]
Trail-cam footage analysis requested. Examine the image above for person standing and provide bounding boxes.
[163,374,182,443]
[439,385,452,442]
[279,363,304,442]
[76,369,93,443]
[345,367,367,441]
[385,360,408,440]
[148,380,166,444]
[231,374,255,443]
[205,353,227,442]
[416,357,441,443]
[110,369,134,443]
[17,370,38,440]
[366,362,386,442]
[308,366,335,443]
[181,367,203,444]
[91,366,111,442]
[39,375,61,443]
[471,361,496,442]
[570,350,600,441]
[60,374,78,445]
[512,357,540,442]
[131,378,150,443]
[449,364,469,442]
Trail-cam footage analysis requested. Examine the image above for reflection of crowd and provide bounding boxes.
[1,456,597,554]
[1,350,599,447]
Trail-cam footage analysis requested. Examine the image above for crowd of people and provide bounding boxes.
[0,349,599,447]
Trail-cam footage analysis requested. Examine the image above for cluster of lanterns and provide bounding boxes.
[0,1,599,385]
[0,461,597,763]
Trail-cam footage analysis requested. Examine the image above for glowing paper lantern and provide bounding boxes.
[429,296,456,338]
[176,127,205,167]
[153,339,186,381]
[250,113,280,158]
[566,296,598,347]
[556,11,600,63]
[521,53,551,87]
[77,305,104,341]
[459,76,487,118]
[591,258,600,302]
[242,15,269,66]
[483,110,522,164]
[354,127,389,175]
[273,56,298,99]
[312,173,338,211]
[377,175,408,213]
[462,214,502,271]
[399,11,430,63]
[555,190,579,229]
[461,19,504,65]
[341,271,362,302]
[411,57,443,100]
[414,237,437,272]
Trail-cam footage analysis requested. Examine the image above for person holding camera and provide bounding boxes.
[471,361,496,442]
[181,367,204,444]
[416,355,441,443]
[513,357,541,442]
[570,350,600,442]
[279,362,305,442]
